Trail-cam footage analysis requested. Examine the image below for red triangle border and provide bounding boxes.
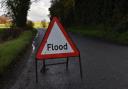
[36,17,80,60]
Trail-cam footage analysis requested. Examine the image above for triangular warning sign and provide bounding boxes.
[36,17,80,60]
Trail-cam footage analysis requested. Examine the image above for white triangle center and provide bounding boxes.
[41,22,74,55]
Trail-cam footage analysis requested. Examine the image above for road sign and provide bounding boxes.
[36,17,80,59]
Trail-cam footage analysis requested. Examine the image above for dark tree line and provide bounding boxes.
[49,0,128,28]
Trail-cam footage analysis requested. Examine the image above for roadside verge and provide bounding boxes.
[0,30,36,75]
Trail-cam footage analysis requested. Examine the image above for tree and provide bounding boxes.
[1,0,31,28]
[41,19,47,28]
[49,0,128,29]
[49,0,75,27]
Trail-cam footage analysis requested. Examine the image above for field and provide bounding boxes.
[33,22,49,28]
[0,22,49,29]
[0,24,10,28]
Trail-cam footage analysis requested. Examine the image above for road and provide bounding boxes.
[8,29,128,89]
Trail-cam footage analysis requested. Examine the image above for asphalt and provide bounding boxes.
[6,29,128,89]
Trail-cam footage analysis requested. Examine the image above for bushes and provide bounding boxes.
[69,25,128,45]
[0,20,34,42]
[0,29,5,41]
[0,28,22,42]
[26,20,34,30]
[113,21,128,33]
[0,31,33,74]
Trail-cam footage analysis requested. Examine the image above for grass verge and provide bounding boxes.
[68,26,128,45]
[0,31,33,74]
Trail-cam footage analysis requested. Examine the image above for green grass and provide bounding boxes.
[68,25,128,45]
[0,28,5,32]
[0,31,33,74]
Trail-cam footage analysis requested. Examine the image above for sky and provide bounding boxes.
[0,0,51,22]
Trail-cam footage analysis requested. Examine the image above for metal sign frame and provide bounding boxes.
[35,55,82,83]
[35,17,83,83]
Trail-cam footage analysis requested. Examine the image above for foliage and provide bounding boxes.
[41,20,47,28]
[1,0,31,28]
[69,26,128,45]
[0,28,22,42]
[0,31,33,74]
[49,0,75,27]
[26,20,34,30]
[49,0,128,29]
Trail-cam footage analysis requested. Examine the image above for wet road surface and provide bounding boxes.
[9,29,128,89]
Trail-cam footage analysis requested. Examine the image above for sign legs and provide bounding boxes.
[79,55,83,79]
[35,59,38,83]
[66,57,69,71]
[43,60,46,73]
[35,55,83,83]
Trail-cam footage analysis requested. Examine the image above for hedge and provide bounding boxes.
[0,31,33,74]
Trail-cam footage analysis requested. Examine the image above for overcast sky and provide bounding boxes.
[0,0,51,22]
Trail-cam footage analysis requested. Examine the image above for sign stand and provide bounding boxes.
[35,17,83,83]
[66,57,69,71]
[35,58,38,83]
[79,55,83,79]
[35,55,83,83]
